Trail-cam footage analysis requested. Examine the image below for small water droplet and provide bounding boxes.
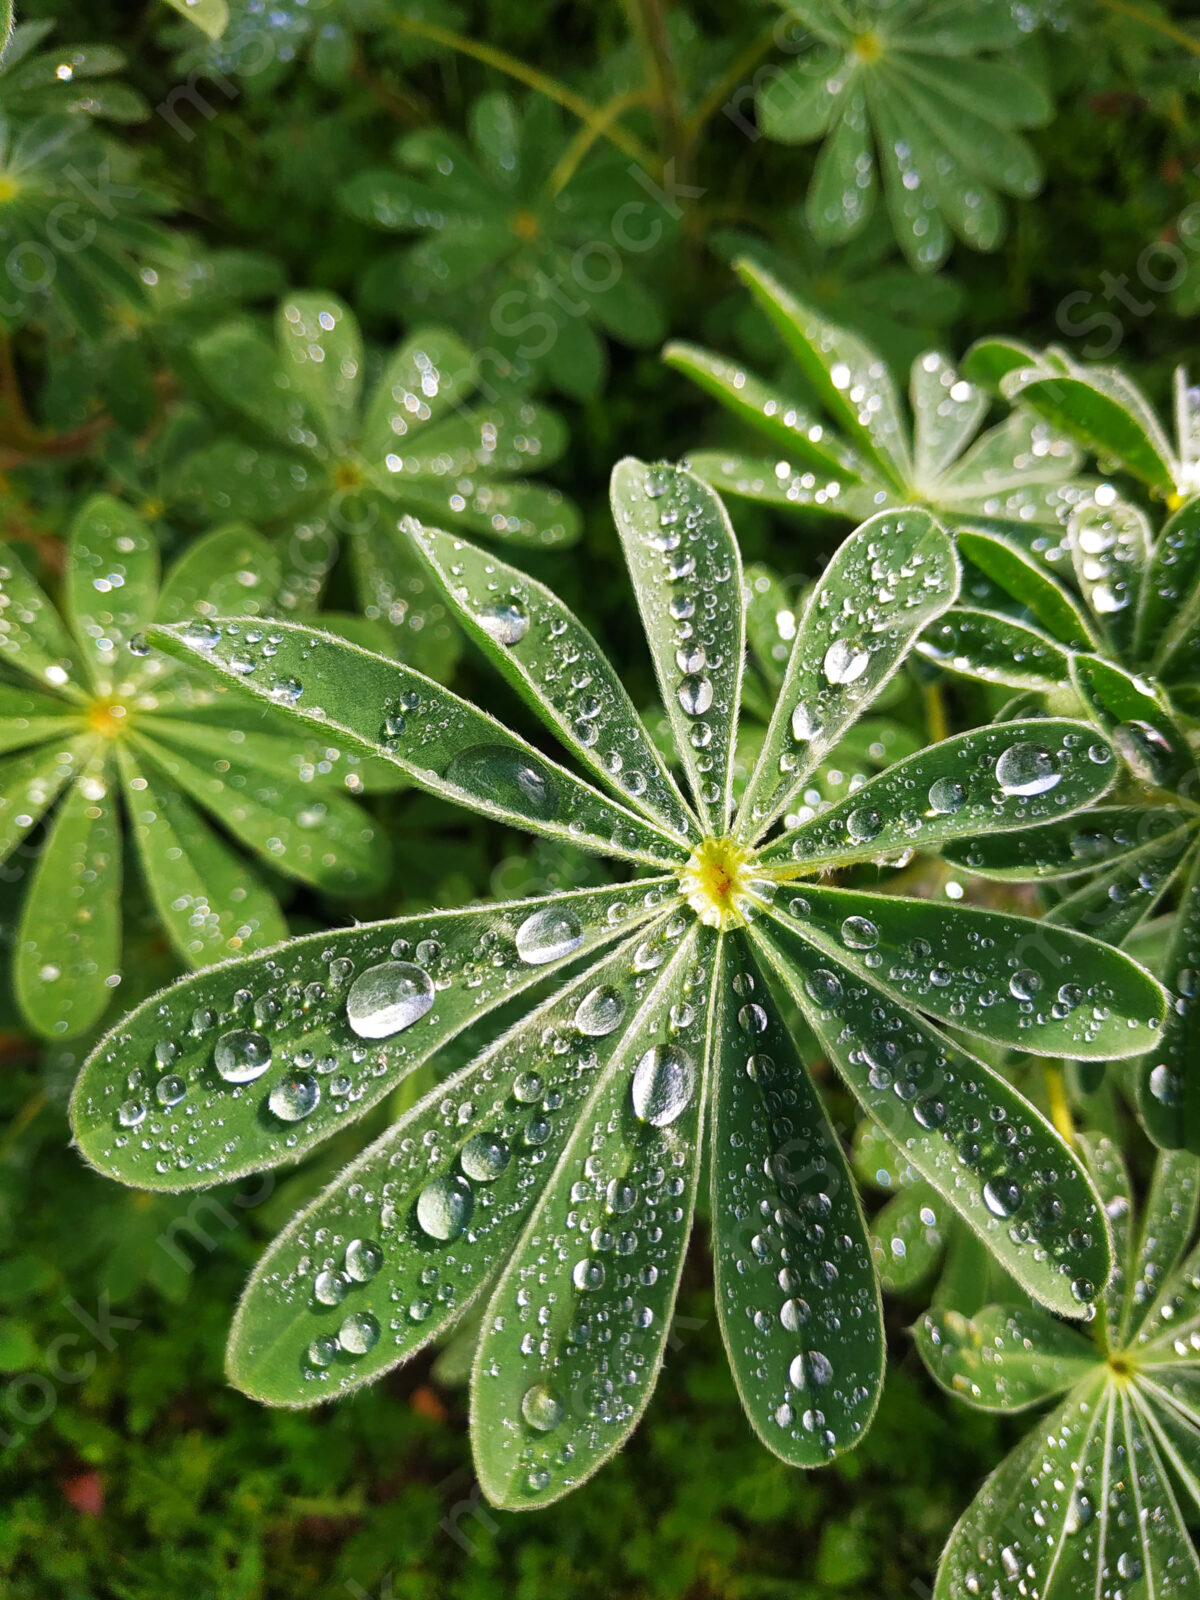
[268,1072,320,1121]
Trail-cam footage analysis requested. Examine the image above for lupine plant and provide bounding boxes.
[918,1136,1200,1598]
[71,461,1167,1508]
[666,260,1093,539]
[0,494,389,1038]
[755,0,1052,271]
[179,291,577,666]
[7,0,1200,1592]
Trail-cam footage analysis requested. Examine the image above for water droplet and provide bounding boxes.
[516,907,583,965]
[346,961,435,1039]
[461,1134,510,1181]
[338,1310,380,1355]
[982,1179,1023,1218]
[995,742,1061,797]
[416,1174,473,1241]
[307,1335,338,1368]
[477,599,528,646]
[574,984,626,1036]
[678,674,713,715]
[631,1044,696,1127]
[1009,969,1041,1001]
[846,806,882,843]
[117,1098,146,1127]
[927,777,966,815]
[214,1028,272,1084]
[345,1239,383,1282]
[791,700,822,742]
[788,1350,833,1389]
[823,638,869,686]
[840,915,878,950]
[314,1269,350,1306]
[521,1383,564,1431]
[572,1257,606,1290]
[268,1072,320,1121]
[780,1297,810,1331]
[444,744,560,820]
[155,1075,186,1107]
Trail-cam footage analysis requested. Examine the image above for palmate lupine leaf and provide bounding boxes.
[919,1138,1200,1599]
[73,461,1167,1508]
[183,293,578,670]
[756,0,1051,272]
[967,341,1200,502]
[0,497,387,1038]
[338,92,669,401]
[666,261,1088,541]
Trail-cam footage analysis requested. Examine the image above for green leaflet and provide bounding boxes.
[610,459,745,837]
[15,753,122,1039]
[770,886,1166,1060]
[916,1303,1096,1410]
[71,879,675,1189]
[758,720,1118,871]
[737,506,959,838]
[149,617,683,867]
[117,745,288,966]
[710,931,884,1466]
[409,520,697,844]
[472,926,714,1507]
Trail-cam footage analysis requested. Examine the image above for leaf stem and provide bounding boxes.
[1042,1062,1076,1149]
[923,682,948,745]
[546,89,655,197]
[1097,0,1200,56]
[385,15,658,171]
[682,22,780,146]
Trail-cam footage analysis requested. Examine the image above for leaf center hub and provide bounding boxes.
[680,835,759,929]
[86,698,130,738]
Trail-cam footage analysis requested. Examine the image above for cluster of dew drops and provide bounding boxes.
[108,895,634,1178]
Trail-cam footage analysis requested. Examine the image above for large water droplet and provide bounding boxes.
[678,674,713,715]
[791,700,822,742]
[631,1044,696,1126]
[995,743,1061,797]
[521,1383,564,1431]
[788,1350,833,1388]
[927,776,966,815]
[214,1028,272,1084]
[345,1239,383,1282]
[338,1310,380,1355]
[574,984,626,1036]
[516,907,583,965]
[346,960,435,1039]
[444,744,560,820]
[840,915,878,950]
[461,1134,510,1181]
[982,1178,1023,1218]
[416,1174,474,1241]
[823,638,869,686]
[477,599,529,646]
